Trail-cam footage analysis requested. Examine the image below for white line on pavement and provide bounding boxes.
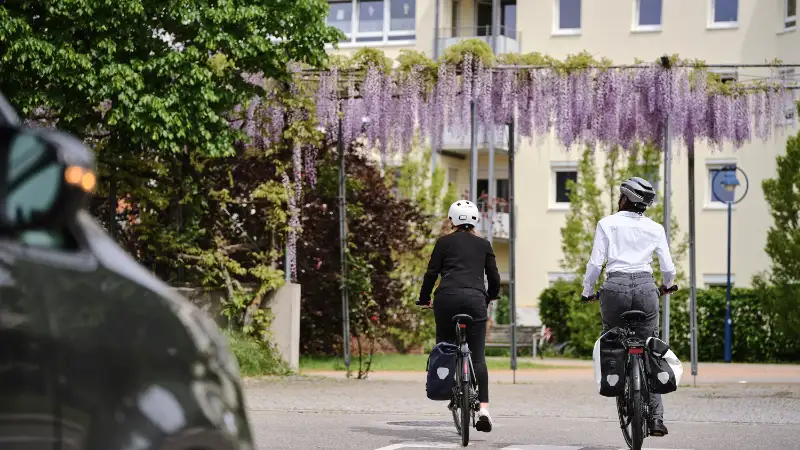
[373,442,462,450]
[502,446,694,450]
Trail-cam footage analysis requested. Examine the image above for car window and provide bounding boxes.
[19,229,79,251]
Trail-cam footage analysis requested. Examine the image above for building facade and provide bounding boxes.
[325,0,799,325]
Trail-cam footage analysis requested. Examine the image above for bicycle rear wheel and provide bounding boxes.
[460,380,470,447]
[630,387,645,450]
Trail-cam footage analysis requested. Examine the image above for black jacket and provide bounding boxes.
[418,231,501,304]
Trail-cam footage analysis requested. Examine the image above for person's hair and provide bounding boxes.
[619,194,647,214]
[451,223,478,235]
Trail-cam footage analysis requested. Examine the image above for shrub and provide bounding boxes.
[224,330,291,377]
[538,281,799,362]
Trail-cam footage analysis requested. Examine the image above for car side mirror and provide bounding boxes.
[0,124,95,231]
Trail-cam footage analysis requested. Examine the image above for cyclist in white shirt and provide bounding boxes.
[581,177,676,437]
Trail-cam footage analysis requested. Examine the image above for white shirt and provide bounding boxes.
[582,211,676,297]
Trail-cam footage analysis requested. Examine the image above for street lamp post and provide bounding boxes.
[713,165,749,363]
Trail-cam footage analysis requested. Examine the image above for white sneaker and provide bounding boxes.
[476,408,493,432]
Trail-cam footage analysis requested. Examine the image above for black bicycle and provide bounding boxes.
[448,313,480,447]
[582,285,677,450]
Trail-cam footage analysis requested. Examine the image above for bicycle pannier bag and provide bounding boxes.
[645,337,683,394]
[426,342,458,401]
[593,327,627,397]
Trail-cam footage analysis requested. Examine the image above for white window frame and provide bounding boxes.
[786,0,797,31]
[327,0,417,47]
[708,0,739,29]
[548,272,577,286]
[550,161,578,211]
[632,0,663,33]
[553,0,582,36]
[705,159,738,210]
[703,273,736,287]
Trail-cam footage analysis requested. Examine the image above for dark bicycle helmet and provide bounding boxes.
[620,177,656,206]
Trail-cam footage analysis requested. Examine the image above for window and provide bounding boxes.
[704,274,735,287]
[710,0,738,27]
[548,272,576,286]
[327,0,416,45]
[787,0,797,29]
[552,163,578,207]
[554,0,581,35]
[707,161,737,205]
[477,179,510,212]
[634,0,662,31]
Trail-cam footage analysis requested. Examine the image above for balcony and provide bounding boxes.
[479,211,509,240]
[440,123,511,153]
[436,26,521,57]
[478,197,510,240]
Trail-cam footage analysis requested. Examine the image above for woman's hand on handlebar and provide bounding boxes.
[416,298,432,308]
[659,285,679,296]
[580,293,598,304]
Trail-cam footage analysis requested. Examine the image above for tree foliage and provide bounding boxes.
[296,147,428,359]
[760,128,800,343]
[388,148,455,353]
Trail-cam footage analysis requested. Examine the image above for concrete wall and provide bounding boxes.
[176,283,302,371]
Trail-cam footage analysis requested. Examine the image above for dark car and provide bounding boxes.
[0,94,255,450]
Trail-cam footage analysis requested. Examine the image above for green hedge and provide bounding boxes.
[538,281,799,362]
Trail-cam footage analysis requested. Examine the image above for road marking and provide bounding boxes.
[373,443,461,450]
[502,446,694,450]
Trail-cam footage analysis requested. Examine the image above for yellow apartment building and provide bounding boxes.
[325,0,799,325]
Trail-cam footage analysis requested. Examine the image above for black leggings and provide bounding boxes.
[433,289,489,403]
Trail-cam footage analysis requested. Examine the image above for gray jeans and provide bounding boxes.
[599,272,664,420]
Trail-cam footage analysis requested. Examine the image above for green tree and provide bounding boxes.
[0,0,340,342]
[760,128,800,343]
[388,147,456,352]
[619,143,687,283]
[560,147,605,278]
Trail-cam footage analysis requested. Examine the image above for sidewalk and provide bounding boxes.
[301,359,800,385]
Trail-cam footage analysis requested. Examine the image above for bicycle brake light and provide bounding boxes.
[459,323,466,329]
[628,348,644,354]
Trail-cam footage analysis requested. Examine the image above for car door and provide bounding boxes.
[0,240,59,450]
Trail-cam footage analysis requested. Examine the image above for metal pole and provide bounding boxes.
[687,142,699,384]
[508,118,517,381]
[492,0,500,53]
[433,0,441,60]
[660,55,672,344]
[469,100,478,203]
[487,126,495,244]
[724,200,733,363]
[338,114,351,377]
[662,119,672,344]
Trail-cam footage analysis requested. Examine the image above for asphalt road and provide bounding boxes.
[243,374,800,450]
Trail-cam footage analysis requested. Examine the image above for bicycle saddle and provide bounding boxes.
[451,314,474,324]
[620,310,647,323]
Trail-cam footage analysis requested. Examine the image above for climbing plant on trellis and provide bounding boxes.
[238,42,795,281]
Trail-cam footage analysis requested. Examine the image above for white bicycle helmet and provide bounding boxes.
[448,200,480,227]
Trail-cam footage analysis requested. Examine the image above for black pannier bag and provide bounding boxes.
[645,337,683,394]
[426,342,458,401]
[592,327,627,397]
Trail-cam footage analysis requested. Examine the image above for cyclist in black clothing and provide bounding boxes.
[418,199,501,433]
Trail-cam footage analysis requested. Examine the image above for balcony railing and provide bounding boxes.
[436,26,521,57]
[440,123,510,151]
[477,196,510,240]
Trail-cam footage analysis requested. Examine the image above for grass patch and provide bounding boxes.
[224,330,292,376]
[300,353,579,371]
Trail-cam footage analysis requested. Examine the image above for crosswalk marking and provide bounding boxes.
[373,443,693,450]
[502,446,694,450]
